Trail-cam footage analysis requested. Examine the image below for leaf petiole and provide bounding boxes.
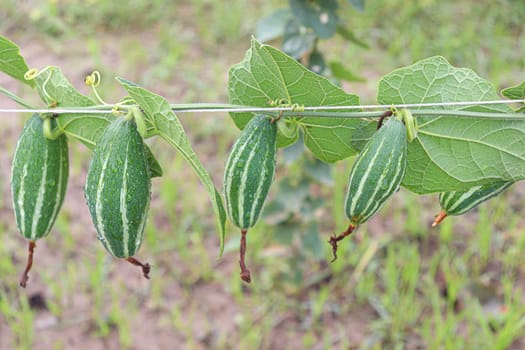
[0,86,35,109]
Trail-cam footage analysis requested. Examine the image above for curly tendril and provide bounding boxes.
[268,98,289,107]
[25,68,57,107]
[290,103,304,112]
[267,99,304,112]
[24,68,39,81]
[85,71,107,105]
[84,71,101,87]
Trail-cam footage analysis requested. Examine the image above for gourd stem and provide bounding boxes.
[377,110,393,129]
[329,223,357,262]
[432,211,448,227]
[239,229,251,283]
[19,241,36,288]
[126,257,151,279]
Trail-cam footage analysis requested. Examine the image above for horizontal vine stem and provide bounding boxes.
[288,110,525,119]
[283,111,385,118]
[0,103,524,119]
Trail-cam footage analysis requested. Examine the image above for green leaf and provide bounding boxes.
[143,146,164,178]
[32,67,162,177]
[289,0,339,39]
[228,39,361,163]
[350,119,376,151]
[0,35,34,87]
[33,66,108,146]
[329,61,366,82]
[377,56,520,194]
[300,117,360,163]
[32,67,94,107]
[117,77,227,255]
[502,81,525,100]
[282,19,316,59]
[255,8,292,42]
[502,81,525,112]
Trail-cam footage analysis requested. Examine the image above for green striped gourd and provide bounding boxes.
[330,117,407,261]
[432,181,513,226]
[223,114,277,282]
[224,114,277,230]
[84,117,151,277]
[345,117,407,225]
[11,114,69,287]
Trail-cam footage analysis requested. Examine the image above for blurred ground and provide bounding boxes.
[1,1,525,350]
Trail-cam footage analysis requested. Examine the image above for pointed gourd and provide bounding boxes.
[330,117,407,261]
[223,114,277,282]
[223,114,277,230]
[344,117,407,225]
[11,114,69,287]
[84,117,151,278]
[433,181,513,226]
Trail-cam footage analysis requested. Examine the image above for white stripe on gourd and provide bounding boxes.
[136,197,149,248]
[120,138,130,258]
[93,141,116,256]
[31,143,48,241]
[15,163,28,236]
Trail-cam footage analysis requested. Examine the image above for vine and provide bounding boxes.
[1,34,525,284]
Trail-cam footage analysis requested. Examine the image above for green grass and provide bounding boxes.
[1,0,525,349]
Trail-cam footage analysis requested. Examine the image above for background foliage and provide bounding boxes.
[1,0,525,349]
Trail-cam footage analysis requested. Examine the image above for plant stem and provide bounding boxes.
[239,229,251,283]
[1,103,524,120]
[329,223,357,262]
[432,212,448,227]
[125,257,151,279]
[288,110,525,119]
[170,103,240,110]
[19,241,36,288]
[0,87,34,109]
